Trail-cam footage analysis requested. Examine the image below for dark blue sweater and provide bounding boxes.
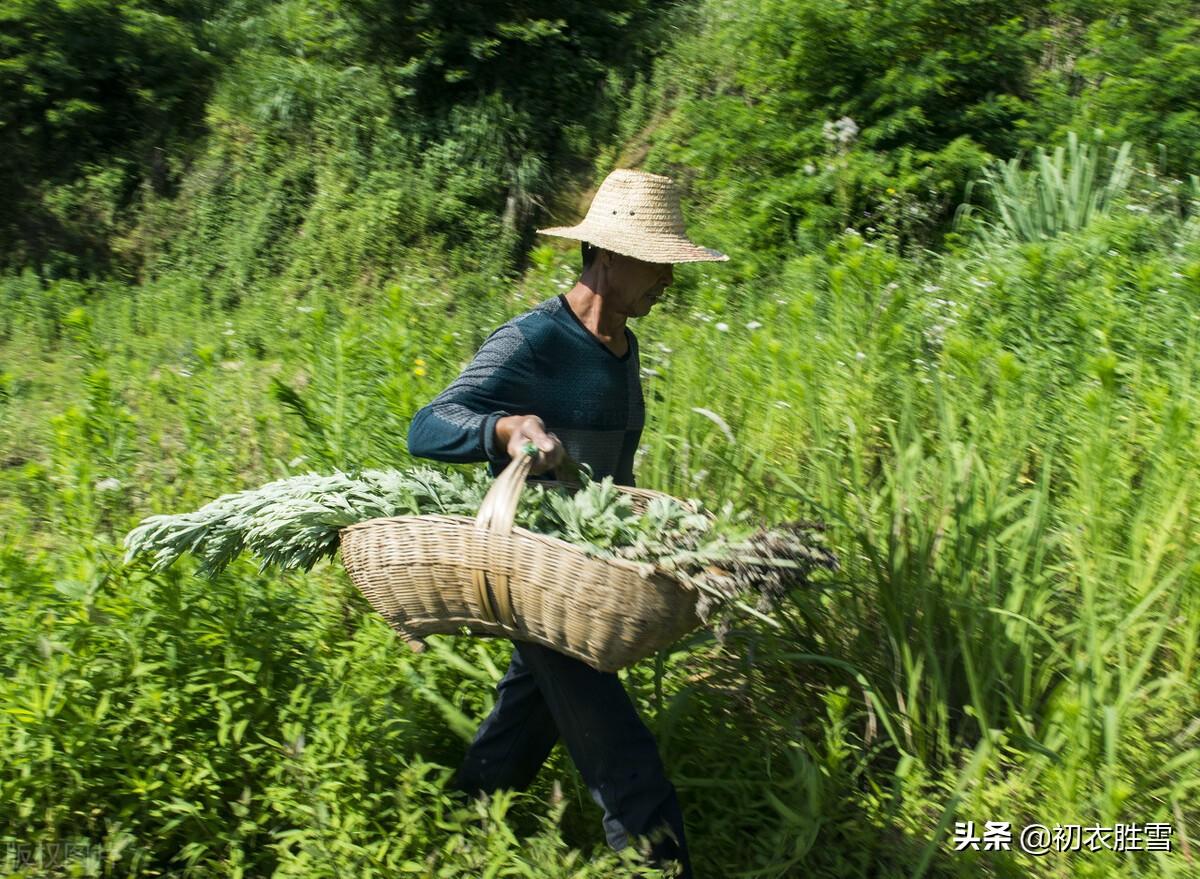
[407,294,644,487]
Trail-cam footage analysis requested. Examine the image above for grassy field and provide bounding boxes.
[2,151,1199,877]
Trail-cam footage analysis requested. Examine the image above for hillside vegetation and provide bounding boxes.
[2,1,1199,876]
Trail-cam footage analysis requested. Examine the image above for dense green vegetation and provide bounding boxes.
[2,0,1199,876]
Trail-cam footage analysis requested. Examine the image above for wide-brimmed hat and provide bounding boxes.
[536,169,728,264]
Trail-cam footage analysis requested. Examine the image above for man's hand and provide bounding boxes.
[495,415,565,476]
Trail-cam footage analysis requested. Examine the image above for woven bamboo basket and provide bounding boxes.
[338,452,705,672]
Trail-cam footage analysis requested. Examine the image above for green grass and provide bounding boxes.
[7,0,1200,870]
[2,186,1198,876]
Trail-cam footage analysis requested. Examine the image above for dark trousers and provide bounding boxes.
[452,640,692,878]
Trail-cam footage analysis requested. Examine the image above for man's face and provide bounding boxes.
[602,250,675,317]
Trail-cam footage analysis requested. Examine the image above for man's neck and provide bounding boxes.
[563,283,628,352]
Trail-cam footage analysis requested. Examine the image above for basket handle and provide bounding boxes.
[472,443,585,627]
[475,445,535,535]
[470,445,538,627]
[475,445,585,528]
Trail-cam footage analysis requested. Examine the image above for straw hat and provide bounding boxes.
[536,169,728,264]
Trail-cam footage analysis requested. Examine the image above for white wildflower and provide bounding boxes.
[745,320,763,331]
[824,116,859,147]
[715,322,730,332]
[95,477,122,492]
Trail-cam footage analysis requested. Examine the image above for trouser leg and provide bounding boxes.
[512,641,692,879]
[452,643,560,795]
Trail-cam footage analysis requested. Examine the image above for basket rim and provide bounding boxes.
[337,512,694,591]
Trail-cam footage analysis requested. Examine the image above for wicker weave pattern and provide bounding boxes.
[338,462,705,672]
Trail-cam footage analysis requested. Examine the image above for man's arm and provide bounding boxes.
[407,323,565,474]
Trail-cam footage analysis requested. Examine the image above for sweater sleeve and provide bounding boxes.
[613,333,642,487]
[407,323,533,466]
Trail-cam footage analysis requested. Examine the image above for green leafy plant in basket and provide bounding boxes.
[123,464,838,634]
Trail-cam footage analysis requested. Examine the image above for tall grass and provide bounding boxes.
[1,156,1198,875]
[955,132,1136,244]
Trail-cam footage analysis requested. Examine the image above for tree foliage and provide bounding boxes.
[0,0,220,274]
[640,0,1200,272]
[4,0,1200,289]
[1,0,675,283]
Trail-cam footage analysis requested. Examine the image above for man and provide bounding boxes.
[407,168,727,877]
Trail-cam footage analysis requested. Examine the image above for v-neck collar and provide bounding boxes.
[557,294,632,361]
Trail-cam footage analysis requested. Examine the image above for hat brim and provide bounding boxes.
[536,223,729,264]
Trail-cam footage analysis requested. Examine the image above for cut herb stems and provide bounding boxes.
[123,466,838,634]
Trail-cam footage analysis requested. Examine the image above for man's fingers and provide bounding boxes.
[543,434,565,472]
[534,441,560,470]
[512,419,563,473]
[525,421,555,453]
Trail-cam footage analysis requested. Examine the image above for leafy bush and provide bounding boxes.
[955,132,1135,244]
[0,0,219,276]
[631,0,1200,276]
